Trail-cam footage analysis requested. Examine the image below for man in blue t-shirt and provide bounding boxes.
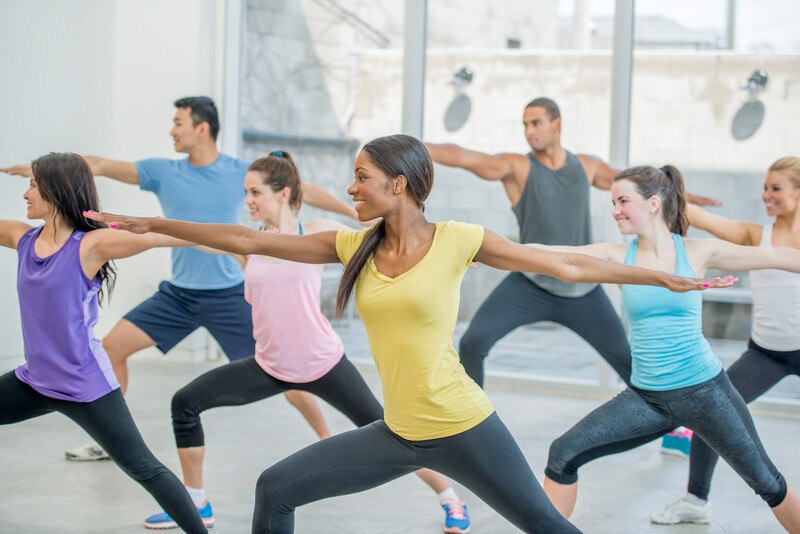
[2,96,359,465]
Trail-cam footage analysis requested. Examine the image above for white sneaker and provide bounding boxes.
[651,497,712,525]
[65,441,109,461]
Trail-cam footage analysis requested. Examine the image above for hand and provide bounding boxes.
[0,164,32,178]
[666,274,738,293]
[83,210,154,234]
[686,192,722,207]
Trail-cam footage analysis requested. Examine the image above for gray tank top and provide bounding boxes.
[511,151,597,297]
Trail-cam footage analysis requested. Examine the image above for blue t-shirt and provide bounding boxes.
[622,233,722,390]
[136,154,251,289]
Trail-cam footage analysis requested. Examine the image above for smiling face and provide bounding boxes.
[244,170,288,226]
[170,107,202,153]
[347,150,396,222]
[523,105,560,152]
[611,178,660,235]
[23,174,54,221]
[762,170,800,217]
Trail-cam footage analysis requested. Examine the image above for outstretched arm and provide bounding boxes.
[84,212,340,265]
[425,143,524,182]
[0,164,32,178]
[301,183,363,224]
[80,228,197,279]
[698,238,800,274]
[476,230,735,292]
[0,220,33,249]
[688,204,761,245]
[82,156,140,185]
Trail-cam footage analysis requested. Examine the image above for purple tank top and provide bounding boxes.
[14,227,119,402]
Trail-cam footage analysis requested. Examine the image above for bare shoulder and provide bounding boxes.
[304,219,353,235]
[684,237,721,257]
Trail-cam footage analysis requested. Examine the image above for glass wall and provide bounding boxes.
[629,0,800,404]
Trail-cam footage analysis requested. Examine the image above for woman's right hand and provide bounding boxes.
[665,274,738,293]
[83,210,155,234]
[0,164,32,178]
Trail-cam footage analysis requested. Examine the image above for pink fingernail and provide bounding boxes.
[110,223,117,228]
[703,283,710,287]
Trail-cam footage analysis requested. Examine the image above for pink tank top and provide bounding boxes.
[244,250,344,383]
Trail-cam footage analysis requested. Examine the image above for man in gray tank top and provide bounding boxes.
[426,97,719,388]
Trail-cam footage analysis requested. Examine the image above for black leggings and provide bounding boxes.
[0,372,206,534]
[546,371,787,507]
[172,355,382,448]
[459,272,632,387]
[688,339,800,500]
[253,412,581,534]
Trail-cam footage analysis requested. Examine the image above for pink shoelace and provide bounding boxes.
[443,499,467,520]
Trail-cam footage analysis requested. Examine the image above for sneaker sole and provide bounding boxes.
[144,521,178,530]
[144,517,213,529]
[651,517,711,525]
[64,454,110,461]
[660,447,690,459]
[443,527,470,534]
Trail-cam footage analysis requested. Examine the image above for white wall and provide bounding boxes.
[0,0,228,360]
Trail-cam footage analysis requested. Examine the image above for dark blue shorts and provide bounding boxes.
[124,280,254,361]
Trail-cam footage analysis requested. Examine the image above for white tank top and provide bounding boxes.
[750,224,800,351]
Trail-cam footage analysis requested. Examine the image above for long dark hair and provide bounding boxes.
[334,134,434,318]
[613,164,689,236]
[31,152,116,303]
[248,151,303,212]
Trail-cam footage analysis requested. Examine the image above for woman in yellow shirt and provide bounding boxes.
[86,134,733,534]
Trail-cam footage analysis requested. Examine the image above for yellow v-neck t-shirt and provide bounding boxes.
[336,221,495,440]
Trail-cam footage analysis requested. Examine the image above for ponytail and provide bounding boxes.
[660,165,689,236]
[335,221,385,318]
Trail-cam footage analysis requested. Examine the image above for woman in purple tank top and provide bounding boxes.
[0,153,208,533]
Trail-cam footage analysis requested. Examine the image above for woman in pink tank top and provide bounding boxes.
[139,151,473,533]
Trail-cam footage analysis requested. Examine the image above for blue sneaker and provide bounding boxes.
[661,428,693,459]
[441,498,470,534]
[144,500,214,529]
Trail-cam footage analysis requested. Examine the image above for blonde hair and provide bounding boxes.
[768,157,800,188]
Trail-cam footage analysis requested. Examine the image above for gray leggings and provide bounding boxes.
[689,339,800,500]
[253,412,582,534]
[0,372,207,534]
[546,370,787,507]
[459,272,632,387]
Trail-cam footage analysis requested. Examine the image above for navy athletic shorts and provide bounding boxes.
[124,280,254,361]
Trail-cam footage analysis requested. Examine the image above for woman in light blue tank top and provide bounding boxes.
[653,156,800,525]
[533,164,800,532]
[0,153,208,533]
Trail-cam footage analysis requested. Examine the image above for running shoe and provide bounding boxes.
[651,496,712,524]
[660,428,692,459]
[64,441,109,461]
[441,498,470,534]
[144,500,214,529]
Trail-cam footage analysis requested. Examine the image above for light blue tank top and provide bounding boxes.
[622,234,721,390]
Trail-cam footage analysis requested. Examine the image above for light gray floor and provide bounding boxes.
[2,321,799,534]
